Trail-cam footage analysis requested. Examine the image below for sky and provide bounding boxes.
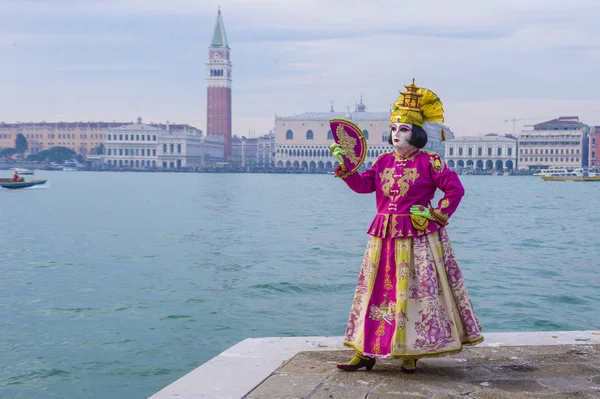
[1,0,599,137]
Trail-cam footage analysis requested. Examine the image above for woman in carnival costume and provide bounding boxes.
[330,79,483,373]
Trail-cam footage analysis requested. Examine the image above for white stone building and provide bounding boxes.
[274,101,453,171]
[445,134,518,171]
[158,132,201,169]
[104,121,161,169]
[230,131,275,169]
[103,118,206,170]
[517,116,590,170]
[200,135,225,167]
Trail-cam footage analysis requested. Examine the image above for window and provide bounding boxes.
[153,149,156,156]
[593,138,596,145]
[152,135,156,141]
[363,130,369,139]
[508,148,512,156]
[468,147,472,156]
[163,144,167,153]
[478,147,482,156]
[170,144,174,153]
[327,130,333,140]
[497,148,502,156]
[458,147,463,156]
[286,130,293,140]
[487,148,492,156]
[306,130,314,140]
[177,144,181,153]
[119,134,123,140]
[593,151,596,159]
[449,147,454,155]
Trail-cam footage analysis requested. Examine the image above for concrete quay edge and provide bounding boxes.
[148,330,600,399]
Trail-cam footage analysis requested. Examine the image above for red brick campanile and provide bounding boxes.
[207,6,232,160]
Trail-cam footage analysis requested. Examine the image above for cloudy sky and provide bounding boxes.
[1,0,599,136]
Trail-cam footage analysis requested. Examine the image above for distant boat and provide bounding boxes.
[14,168,34,175]
[0,178,47,189]
[63,160,79,171]
[541,168,600,182]
[534,167,572,177]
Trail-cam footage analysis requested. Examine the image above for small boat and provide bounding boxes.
[0,178,47,189]
[541,168,600,182]
[14,168,34,175]
[63,160,79,171]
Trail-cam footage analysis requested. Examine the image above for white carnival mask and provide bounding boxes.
[390,122,412,148]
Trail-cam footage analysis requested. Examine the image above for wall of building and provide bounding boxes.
[445,135,518,170]
[589,128,600,168]
[517,116,589,170]
[0,122,127,156]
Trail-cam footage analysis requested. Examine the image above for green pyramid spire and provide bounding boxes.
[211,7,229,48]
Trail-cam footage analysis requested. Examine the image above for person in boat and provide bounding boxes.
[329,79,483,373]
[12,171,23,182]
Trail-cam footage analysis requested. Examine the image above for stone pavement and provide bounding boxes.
[243,345,600,399]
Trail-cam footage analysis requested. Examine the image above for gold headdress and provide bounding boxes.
[390,79,444,127]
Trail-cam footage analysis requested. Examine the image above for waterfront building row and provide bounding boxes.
[444,117,595,172]
[101,120,224,169]
[0,118,232,170]
[0,121,128,155]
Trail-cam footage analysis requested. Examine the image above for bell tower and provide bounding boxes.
[206,6,232,159]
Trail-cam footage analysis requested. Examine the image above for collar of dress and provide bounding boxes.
[394,148,420,161]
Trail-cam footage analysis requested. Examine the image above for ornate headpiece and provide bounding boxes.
[390,79,444,127]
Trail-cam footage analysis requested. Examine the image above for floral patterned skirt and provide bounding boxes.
[344,228,483,359]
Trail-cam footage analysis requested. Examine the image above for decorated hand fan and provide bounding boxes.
[329,118,368,175]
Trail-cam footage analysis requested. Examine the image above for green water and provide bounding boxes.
[1,171,599,398]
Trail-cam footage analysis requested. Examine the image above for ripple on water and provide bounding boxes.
[185,298,206,304]
[545,295,589,306]
[161,315,193,320]
[6,369,71,385]
[502,301,541,309]
[248,281,355,295]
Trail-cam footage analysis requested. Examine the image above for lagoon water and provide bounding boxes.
[1,171,599,399]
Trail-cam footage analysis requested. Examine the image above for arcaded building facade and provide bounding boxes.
[274,102,453,171]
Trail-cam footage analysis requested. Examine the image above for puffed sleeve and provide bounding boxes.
[340,167,376,194]
[427,153,465,226]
